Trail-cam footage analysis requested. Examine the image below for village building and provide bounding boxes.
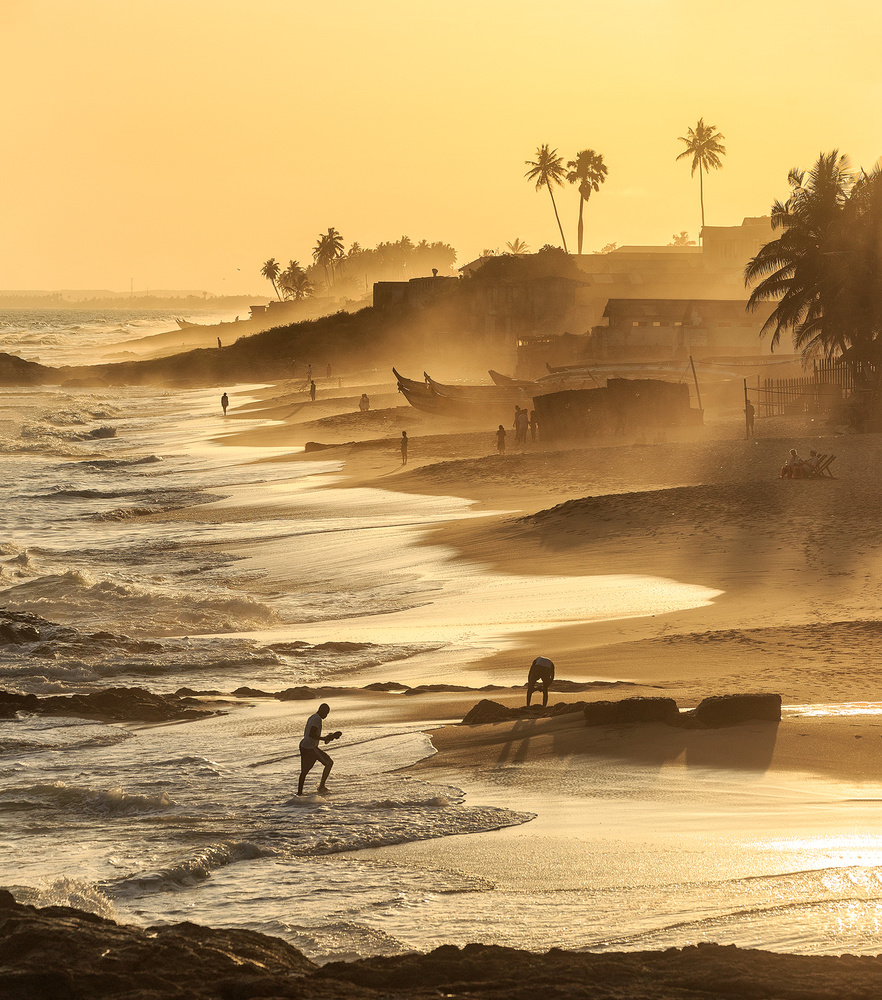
[372,217,783,371]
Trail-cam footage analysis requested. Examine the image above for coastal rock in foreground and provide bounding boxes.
[3,892,882,999]
[583,697,680,726]
[0,890,317,999]
[686,693,782,728]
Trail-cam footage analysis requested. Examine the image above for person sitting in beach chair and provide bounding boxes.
[805,453,836,478]
[526,656,555,707]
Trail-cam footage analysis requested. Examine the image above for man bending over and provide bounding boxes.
[526,656,555,708]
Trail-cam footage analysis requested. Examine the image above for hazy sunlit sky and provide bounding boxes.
[2,0,880,294]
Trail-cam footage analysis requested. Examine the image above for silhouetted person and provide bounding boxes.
[745,399,755,438]
[220,392,229,415]
[781,448,804,478]
[217,337,222,349]
[309,380,316,402]
[526,656,555,707]
[512,406,522,443]
[297,703,339,795]
[529,410,538,443]
[400,430,408,465]
[496,424,506,454]
[326,363,332,379]
[359,393,370,412]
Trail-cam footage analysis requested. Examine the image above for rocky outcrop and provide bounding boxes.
[461,694,782,729]
[684,693,782,728]
[0,352,55,385]
[0,687,213,723]
[2,892,882,999]
[583,697,680,727]
[0,890,316,999]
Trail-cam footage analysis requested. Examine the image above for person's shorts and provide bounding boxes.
[300,746,332,768]
[527,665,554,686]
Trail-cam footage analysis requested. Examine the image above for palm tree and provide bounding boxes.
[260,258,282,300]
[312,228,345,287]
[278,260,314,301]
[505,238,530,255]
[566,149,607,255]
[676,118,726,232]
[745,151,854,357]
[524,145,569,253]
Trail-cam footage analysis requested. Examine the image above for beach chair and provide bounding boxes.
[806,454,835,478]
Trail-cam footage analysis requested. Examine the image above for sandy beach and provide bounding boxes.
[6,364,882,995]
[151,372,882,937]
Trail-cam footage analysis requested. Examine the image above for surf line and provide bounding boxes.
[247,730,422,768]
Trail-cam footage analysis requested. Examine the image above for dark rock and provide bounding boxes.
[462,699,517,724]
[583,697,680,727]
[0,687,214,723]
[686,693,782,728]
[2,894,882,998]
[231,686,272,698]
[363,681,411,691]
[275,686,350,701]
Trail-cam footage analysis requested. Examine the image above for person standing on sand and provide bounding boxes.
[400,430,408,465]
[513,406,523,444]
[496,424,506,454]
[359,393,370,412]
[326,363,332,379]
[217,337,222,349]
[526,655,555,707]
[529,410,538,442]
[309,380,316,402]
[297,703,339,795]
[745,399,755,438]
[220,392,229,415]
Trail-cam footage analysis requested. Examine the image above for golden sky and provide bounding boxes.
[2,0,880,294]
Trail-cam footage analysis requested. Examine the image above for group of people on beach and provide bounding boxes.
[295,654,556,795]
[497,406,538,454]
[780,448,821,478]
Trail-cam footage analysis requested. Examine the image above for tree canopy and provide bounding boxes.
[745,151,882,368]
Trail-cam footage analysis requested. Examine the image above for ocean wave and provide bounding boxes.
[11,877,118,920]
[0,571,281,636]
[6,780,175,815]
[76,455,163,469]
[104,841,272,896]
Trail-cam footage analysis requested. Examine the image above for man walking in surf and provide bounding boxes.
[297,703,340,795]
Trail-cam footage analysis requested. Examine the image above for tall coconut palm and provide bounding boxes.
[260,258,282,300]
[278,259,314,301]
[313,228,345,287]
[566,149,607,255]
[676,118,726,232]
[745,151,854,356]
[524,145,569,253]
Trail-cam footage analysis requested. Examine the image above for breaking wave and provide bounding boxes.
[105,841,272,896]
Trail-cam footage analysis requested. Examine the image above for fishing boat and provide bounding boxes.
[393,368,535,417]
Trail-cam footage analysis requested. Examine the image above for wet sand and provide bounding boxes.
[156,374,882,959]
